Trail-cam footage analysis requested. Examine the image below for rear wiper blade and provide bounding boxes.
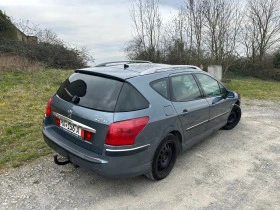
[64,88,73,98]
[64,88,80,104]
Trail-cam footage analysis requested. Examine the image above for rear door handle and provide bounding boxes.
[182,109,188,115]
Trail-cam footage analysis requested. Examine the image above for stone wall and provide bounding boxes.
[15,27,38,44]
[208,65,222,81]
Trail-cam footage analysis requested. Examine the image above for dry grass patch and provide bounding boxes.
[0,53,44,72]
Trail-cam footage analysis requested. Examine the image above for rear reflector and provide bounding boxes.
[80,129,92,142]
[55,118,60,126]
[105,117,149,146]
[45,98,52,117]
[84,130,92,141]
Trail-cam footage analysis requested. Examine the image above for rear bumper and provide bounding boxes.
[42,127,151,178]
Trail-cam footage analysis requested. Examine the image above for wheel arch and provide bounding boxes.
[235,100,240,106]
[169,130,183,153]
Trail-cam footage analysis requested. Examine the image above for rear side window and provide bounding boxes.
[115,83,149,112]
[171,74,202,101]
[150,78,169,99]
[57,73,123,111]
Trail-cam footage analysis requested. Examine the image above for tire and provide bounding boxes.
[145,133,178,180]
[223,104,241,130]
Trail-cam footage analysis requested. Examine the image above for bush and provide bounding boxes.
[228,56,280,81]
[0,38,90,69]
[0,11,17,40]
[0,10,93,70]
[26,42,87,69]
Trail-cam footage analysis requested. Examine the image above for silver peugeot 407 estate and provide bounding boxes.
[42,61,241,180]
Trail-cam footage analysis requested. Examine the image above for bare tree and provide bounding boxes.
[36,28,64,45]
[11,18,64,45]
[244,0,280,63]
[201,0,243,72]
[161,8,187,64]
[11,18,40,36]
[183,0,205,65]
[125,0,162,61]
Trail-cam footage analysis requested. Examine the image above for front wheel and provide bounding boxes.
[145,134,178,180]
[223,104,241,130]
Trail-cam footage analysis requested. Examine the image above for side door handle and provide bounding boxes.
[182,109,188,115]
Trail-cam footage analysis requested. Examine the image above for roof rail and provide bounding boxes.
[95,60,152,67]
[140,65,201,75]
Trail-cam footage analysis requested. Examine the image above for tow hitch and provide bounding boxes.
[53,154,80,168]
[53,154,71,165]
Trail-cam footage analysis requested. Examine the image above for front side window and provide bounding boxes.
[219,83,227,95]
[171,74,202,102]
[195,74,221,97]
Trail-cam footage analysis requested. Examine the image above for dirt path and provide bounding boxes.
[1,100,280,210]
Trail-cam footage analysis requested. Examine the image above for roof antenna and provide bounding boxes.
[124,64,129,69]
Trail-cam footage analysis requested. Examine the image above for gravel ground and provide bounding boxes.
[1,100,280,210]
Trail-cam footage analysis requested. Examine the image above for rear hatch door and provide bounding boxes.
[50,72,124,154]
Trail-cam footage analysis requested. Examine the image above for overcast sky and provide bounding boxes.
[0,0,182,65]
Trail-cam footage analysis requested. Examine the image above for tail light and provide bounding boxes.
[45,98,52,117]
[105,117,149,146]
[81,129,92,142]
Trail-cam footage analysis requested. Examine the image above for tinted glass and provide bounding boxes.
[171,74,202,101]
[150,78,168,99]
[195,74,221,97]
[57,73,123,111]
[115,83,149,112]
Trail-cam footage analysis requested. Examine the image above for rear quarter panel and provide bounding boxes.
[120,73,184,156]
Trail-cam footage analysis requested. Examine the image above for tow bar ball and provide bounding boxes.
[53,154,79,168]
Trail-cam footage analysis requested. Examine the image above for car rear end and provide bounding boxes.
[42,70,153,177]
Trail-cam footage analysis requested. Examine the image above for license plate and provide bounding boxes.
[60,119,81,136]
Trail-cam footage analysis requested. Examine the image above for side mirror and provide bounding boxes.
[212,91,235,105]
[226,91,235,98]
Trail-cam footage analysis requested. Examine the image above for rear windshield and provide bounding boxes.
[57,73,123,112]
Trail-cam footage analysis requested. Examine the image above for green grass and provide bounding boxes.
[0,70,279,172]
[224,77,280,101]
[0,69,72,171]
